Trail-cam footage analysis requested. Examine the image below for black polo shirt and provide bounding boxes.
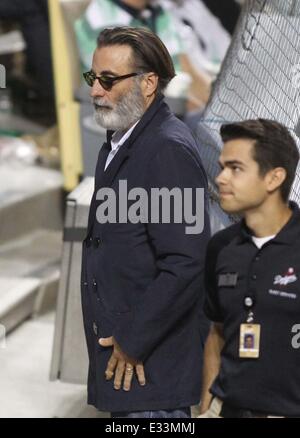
[204,202,300,416]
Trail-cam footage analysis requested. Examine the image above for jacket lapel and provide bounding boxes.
[94,130,113,188]
[98,94,166,189]
[87,94,166,235]
[87,132,113,232]
[96,138,131,189]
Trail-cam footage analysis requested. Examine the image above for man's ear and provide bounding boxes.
[142,72,159,97]
[266,167,287,193]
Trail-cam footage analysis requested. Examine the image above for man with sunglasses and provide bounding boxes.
[81,26,211,418]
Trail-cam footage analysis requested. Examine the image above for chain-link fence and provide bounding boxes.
[196,0,300,227]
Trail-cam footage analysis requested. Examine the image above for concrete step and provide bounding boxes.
[0,229,62,277]
[0,311,109,418]
[0,229,63,333]
[0,277,40,334]
[0,162,64,331]
[0,165,63,244]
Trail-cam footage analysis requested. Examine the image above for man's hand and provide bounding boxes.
[99,336,146,391]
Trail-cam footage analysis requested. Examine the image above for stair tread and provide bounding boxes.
[0,165,62,209]
[0,229,62,278]
[0,277,40,318]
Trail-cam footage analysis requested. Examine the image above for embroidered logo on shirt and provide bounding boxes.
[273,267,297,286]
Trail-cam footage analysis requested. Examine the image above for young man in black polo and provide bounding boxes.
[199,119,300,418]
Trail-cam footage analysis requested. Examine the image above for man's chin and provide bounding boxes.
[94,115,129,131]
[94,113,114,130]
[219,200,241,214]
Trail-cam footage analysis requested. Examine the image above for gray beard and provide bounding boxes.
[93,79,145,131]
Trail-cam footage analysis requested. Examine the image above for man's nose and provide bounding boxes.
[215,168,228,186]
[90,79,106,98]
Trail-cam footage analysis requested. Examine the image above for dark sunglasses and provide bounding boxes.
[83,70,144,91]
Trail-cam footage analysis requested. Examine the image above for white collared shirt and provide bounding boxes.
[104,120,140,171]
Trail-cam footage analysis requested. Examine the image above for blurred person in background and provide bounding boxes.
[0,0,55,124]
[75,0,212,111]
[201,0,241,35]
[161,0,234,131]
[162,0,232,77]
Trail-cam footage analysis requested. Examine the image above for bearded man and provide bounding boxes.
[81,26,210,418]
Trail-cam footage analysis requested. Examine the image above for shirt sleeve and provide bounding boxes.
[203,236,224,323]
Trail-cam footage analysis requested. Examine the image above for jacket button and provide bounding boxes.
[83,281,88,287]
[93,238,101,248]
[92,279,97,292]
[252,274,257,280]
[86,236,93,248]
[93,322,98,335]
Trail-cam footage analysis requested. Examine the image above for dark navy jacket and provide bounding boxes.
[81,95,211,412]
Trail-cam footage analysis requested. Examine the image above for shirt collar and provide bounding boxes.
[105,93,166,154]
[236,201,300,245]
[110,120,140,151]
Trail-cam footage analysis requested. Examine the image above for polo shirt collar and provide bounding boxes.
[236,201,300,245]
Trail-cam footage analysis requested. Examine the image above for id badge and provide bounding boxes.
[239,323,261,358]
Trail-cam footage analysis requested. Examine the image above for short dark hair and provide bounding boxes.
[220,119,299,201]
[97,26,175,92]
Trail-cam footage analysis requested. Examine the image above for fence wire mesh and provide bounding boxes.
[196,0,300,220]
